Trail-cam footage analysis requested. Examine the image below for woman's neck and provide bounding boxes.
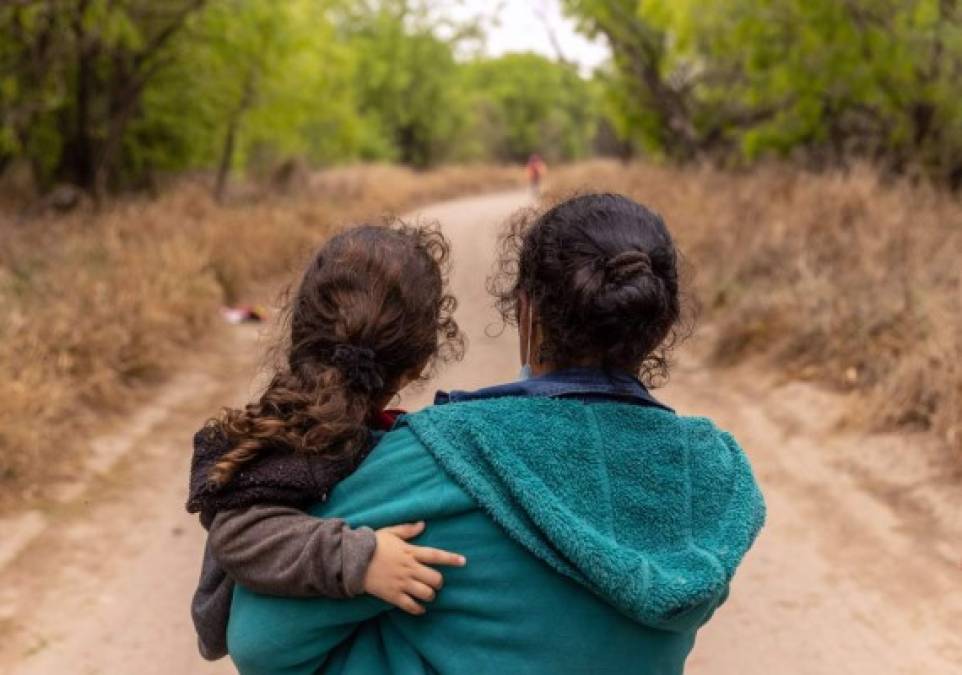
[531,358,609,377]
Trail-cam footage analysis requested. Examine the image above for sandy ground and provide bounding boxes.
[0,190,960,674]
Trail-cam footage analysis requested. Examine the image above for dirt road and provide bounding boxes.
[1,190,959,674]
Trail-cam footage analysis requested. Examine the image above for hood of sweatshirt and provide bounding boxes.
[404,396,765,633]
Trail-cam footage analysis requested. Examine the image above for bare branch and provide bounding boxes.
[533,0,573,67]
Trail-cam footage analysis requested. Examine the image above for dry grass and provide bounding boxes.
[0,163,522,506]
[549,160,962,455]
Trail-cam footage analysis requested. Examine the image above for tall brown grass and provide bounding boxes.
[550,160,962,455]
[0,164,521,508]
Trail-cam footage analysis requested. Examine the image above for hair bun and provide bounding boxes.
[605,250,653,284]
[588,248,667,323]
[330,344,384,393]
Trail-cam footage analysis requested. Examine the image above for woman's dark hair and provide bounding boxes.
[490,192,689,384]
[208,219,463,486]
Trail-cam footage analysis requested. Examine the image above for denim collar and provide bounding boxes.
[434,367,673,413]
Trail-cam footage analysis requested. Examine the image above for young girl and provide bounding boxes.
[186,221,467,660]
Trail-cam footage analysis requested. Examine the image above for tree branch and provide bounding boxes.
[533,1,573,67]
[132,0,208,73]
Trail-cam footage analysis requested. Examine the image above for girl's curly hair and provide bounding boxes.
[208,219,463,487]
[488,192,693,386]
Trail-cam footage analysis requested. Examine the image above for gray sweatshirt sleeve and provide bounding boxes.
[207,505,377,598]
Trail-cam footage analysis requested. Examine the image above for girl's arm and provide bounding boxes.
[209,506,375,599]
[209,505,465,609]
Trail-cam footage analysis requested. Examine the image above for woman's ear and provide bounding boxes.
[517,292,530,364]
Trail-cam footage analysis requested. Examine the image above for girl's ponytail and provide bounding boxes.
[208,221,462,488]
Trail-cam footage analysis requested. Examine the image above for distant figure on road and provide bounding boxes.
[526,153,547,197]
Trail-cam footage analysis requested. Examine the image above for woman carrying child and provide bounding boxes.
[195,193,766,674]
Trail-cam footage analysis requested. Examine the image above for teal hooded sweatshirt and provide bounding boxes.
[227,397,766,675]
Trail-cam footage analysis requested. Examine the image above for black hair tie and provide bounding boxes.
[330,344,385,394]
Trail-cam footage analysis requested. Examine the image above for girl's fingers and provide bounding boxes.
[405,581,437,602]
[395,594,426,616]
[379,521,425,540]
[412,545,466,567]
[412,564,444,590]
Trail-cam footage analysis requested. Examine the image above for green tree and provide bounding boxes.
[0,0,620,199]
[0,0,208,197]
[687,0,962,180]
[561,0,703,159]
[335,0,471,167]
[463,52,599,163]
[148,0,360,198]
[563,0,962,183]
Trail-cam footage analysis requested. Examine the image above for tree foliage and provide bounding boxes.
[0,0,210,196]
[335,1,469,167]
[0,0,604,198]
[563,0,962,184]
[463,53,599,163]
[9,1,953,195]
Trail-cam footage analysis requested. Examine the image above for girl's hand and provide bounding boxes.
[363,521,466,615]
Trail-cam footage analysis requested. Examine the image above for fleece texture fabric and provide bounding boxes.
[227,398,765,675]
[186,428,351,529]
[406,397,765,631]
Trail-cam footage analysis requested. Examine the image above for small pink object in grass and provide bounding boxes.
[221,305,266,324]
